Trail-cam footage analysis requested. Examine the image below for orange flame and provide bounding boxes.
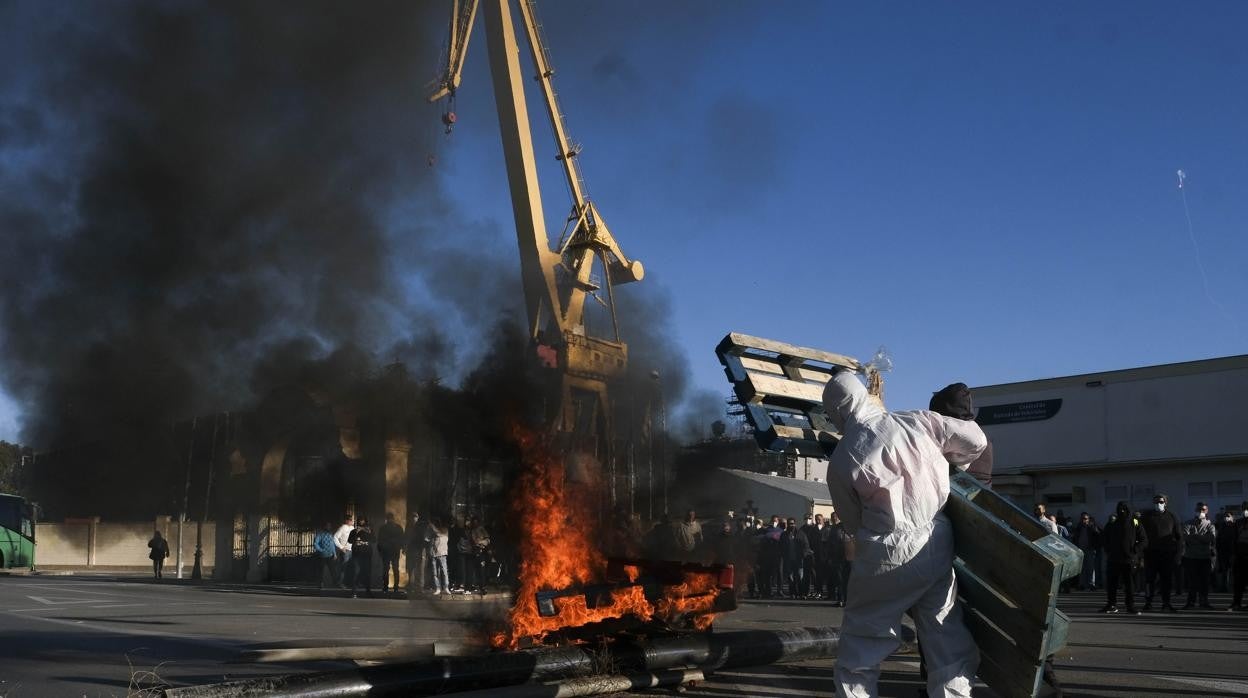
[494,426,723,648]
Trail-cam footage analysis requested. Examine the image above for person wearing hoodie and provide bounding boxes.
[1140,493,1184,613]
[1181,502,1217,609]
[822,370,987,698]
[1099,502,1148,614]
[1232,502,1248,611]
[1215,510,1236,593]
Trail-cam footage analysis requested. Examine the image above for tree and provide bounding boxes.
[0,441,26,495]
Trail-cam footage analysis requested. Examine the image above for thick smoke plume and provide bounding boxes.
[0,2,718,522]
[0,1,525,450]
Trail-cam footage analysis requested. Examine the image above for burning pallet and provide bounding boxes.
[497,426,739,649]
[533,558,735,630]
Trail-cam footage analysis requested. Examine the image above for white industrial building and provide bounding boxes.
[970,354,1248,523]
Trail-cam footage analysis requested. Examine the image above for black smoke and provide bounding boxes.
[0,1,525,453]
[0,2,715,523]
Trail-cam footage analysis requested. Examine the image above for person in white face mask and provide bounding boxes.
[1181,502,1217,609]
[1141,494,1184,612]
[821,370,987,698]
[1233,502,1248,611]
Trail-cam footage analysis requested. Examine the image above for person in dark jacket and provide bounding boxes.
[348,518,375,598]
[1099,502,1148,614]
[758,518,783,599]
[1215,510,1236,593]
[1073,512,1104,590]
[710,521,738,567]
[830,512,854,606]
[802,514,833,599]
[780,517,812,598]
[1140,493,1184,612]
[377,512,405,595]
[147,530,170,580]
[1181,502,1217,609]
[1231,502,1248,611]
[405,512,430,594]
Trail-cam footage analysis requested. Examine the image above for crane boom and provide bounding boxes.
[430,0,644,473]
[431,0,642,344]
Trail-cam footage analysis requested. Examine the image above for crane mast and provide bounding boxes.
[430,0,644,476]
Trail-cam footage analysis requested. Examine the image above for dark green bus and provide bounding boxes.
[0,493,36,569]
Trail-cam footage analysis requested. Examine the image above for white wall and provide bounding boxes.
[34,518,218,572]
[1105,371,1245,462]
[978,385,1108,470]
[974,363,1248,472]
[1027,462,1246,524]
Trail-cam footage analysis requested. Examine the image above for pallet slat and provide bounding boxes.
[954,560,1046,660]
[716,333,849,455]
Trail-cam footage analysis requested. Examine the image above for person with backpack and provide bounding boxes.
[312,522,337,589]
[147,530,170,580]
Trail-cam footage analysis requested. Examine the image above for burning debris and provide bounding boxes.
[496,425,734,649]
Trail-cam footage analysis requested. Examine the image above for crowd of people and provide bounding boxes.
[311,511,501,598]
[1036,496,1248,614]
[635,506,858,604]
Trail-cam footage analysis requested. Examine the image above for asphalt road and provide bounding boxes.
[0,575,1245,697]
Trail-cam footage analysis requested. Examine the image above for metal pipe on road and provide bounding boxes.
[445,667,705,698]
[163,626,840,698]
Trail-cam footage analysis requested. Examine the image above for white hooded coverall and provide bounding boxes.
[822,371,987,698]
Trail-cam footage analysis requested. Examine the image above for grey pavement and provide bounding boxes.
[0,575,1245,697]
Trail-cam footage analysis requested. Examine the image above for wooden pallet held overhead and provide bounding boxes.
[715,332,863,457]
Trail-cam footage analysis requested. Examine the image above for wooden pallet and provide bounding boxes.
[715,332,861,457]
[947,471,1082,698]
[716,332,1083,698]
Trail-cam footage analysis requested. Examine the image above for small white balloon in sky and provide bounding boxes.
[1176,169,1186,189]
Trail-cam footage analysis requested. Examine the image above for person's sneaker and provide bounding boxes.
[1163,604,1178,613]
[351,594,358,599]
[1098,605,1119,613]
[431,589,441,596]
[1126,608,1141,615]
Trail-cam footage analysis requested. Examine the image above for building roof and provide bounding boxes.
[972,354,1248,397]
[717,468,834,504]
[1015,452,1248,474]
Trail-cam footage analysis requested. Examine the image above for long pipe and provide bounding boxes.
[163,626,839,698]
[446,668,705,698]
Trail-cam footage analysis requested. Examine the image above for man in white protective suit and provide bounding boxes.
[822,370,987,698]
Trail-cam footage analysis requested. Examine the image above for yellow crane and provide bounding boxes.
[430,0,644,477]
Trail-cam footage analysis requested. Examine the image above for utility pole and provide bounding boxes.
[192,413,221,581]
[177,417,196,579]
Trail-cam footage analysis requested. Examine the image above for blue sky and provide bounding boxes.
[427,2,1248,417]
[2,1,1246,443]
